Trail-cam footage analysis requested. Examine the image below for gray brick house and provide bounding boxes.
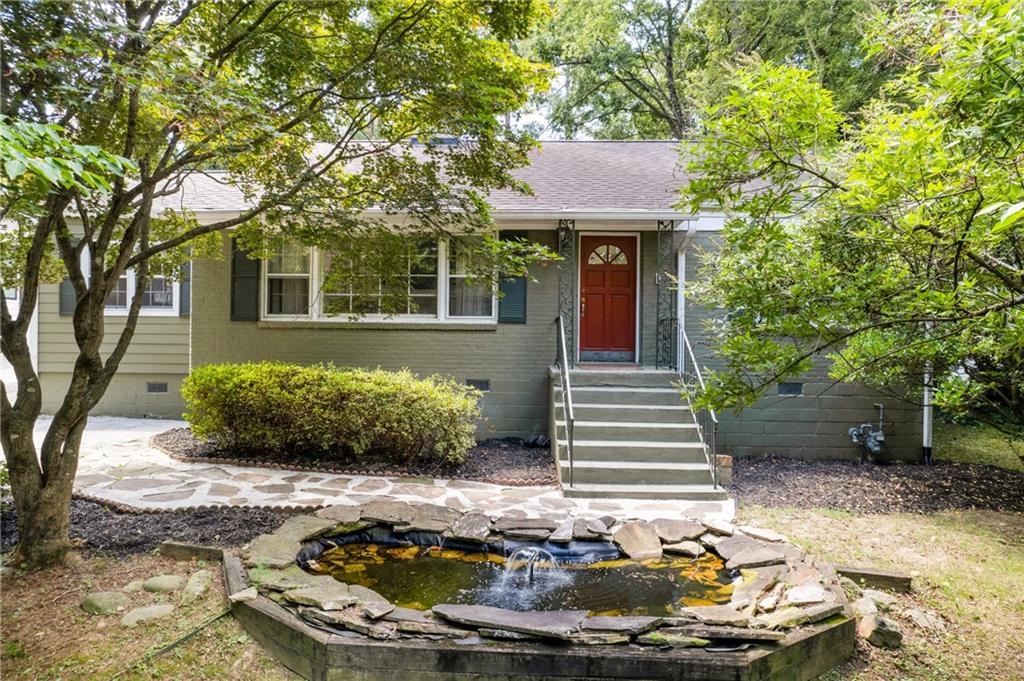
[29,141,923,499]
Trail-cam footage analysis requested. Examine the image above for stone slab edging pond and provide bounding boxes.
[224,501,856,681]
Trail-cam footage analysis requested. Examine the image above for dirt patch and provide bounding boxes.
[1,499,294,558]
[0,554,294,680]
[153,427,557,486]
[732,455,1024,514]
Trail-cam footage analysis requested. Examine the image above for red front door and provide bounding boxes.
[579,235,637,362]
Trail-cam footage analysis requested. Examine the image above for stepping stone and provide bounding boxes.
[283,474,309,483]
[107,478,179,490]
[143,574,185,593]
[582,616,662,635]
[142,490,196,502]
[613,522,662,561]
[663,541,704,558]
[81,591,130,615]
[253,483,295,494]
[180,570,214,606]
[208,483,241,498]
[75,474,114,487]
[319,477,353,490]
[122,580,144,593]
[282,585,358,610]
[448,513,492,543]
[121,604,175,627]
[433,604,587,640]
[233,472,273,483]
[352,479,390,493]
[652,519,705,543]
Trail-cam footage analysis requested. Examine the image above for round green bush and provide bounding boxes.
[181,363,480,464]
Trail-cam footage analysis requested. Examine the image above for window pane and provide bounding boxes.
[267,243,309,274]
[3,288,17,300]
[448,237,481,275]
[142,277,173,308]
[106,275,128,308]
[267,278,309,314]
[449,278,492,317]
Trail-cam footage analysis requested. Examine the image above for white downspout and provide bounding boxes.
[677,219,697,369]
[922,365,933,465]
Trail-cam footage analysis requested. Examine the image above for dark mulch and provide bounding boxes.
[153,427,558,486]
[732,455,1024,514]
[0,499,295,559]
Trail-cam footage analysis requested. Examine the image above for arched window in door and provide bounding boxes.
[586,244,628,265]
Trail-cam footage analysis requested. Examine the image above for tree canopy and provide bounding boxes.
[524,0,899,139]
[0,0,553,567]
[680,0,1024,433]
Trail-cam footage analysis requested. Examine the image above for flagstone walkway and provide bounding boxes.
[28,416,734,522]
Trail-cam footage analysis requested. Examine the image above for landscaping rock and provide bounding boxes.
[663,541,704,557]
[699,532,725,548]
[502,528,551,541]
[784,584,828,606]
[245,533,300,569]
[664,624,786,642]
[549,518,574,544]
[613,521,663,560]
[302,606,396,639]
[572,518,601,540]
[582,616,662,635]
[851,596,878,618]
[712,534,761,560]
[702,519,735,536]
[282,584,358,610]
[905,608,946,633]
[363,600,396,620]
[143,574,185,593]
[448,513,492,543]
[858,614,903,648]
[493,517,558,532]
[121,604,175,627]
[651,518,705,543]
[229,587,258,603]
[753,603,844,630]
[585,518,612,536]
[731,565,785,613]
[433,604,586,640]
[360,500,414,526]
[397,504,461,534]
[276,514,339,542]
[636,630,710,647]
[399,618,477,638]
[315,505,362,524]
[726,547,786,570]
[479,628,540,641]
[863,588,898,611]
[248,565,335,591]
[683,605,749,626]
[180,569,213,606]
[567,631,630,645]
[81,591,130,615]
[121,580,144,593]
[738,526,787,543]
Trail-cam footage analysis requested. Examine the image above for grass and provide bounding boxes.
[735,506,1024,680]
[0,553,296,680]
[934,420,1023,471]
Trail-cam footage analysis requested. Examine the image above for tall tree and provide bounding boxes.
[0,0,552,567]
[679,0,1024,440]
[527,0,899,139]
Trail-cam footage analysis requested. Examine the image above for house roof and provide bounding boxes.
[151,140,691,216]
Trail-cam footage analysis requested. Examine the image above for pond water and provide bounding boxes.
[311,543,735,616]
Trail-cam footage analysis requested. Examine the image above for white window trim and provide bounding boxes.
[77,249,181,317]
[260,239,498,325]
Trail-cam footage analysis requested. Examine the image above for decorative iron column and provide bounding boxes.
[655,219,678,369]
[557,219,576,367]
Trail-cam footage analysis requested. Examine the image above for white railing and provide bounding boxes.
[555,316,575,487]
[679,329,719,488]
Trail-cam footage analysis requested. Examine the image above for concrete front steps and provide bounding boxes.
[552,368,728,500]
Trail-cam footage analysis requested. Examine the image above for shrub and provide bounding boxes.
[182,363,480,464]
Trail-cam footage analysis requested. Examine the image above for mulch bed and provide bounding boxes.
[0,499,294,559]
[152,427,558,487]
[732,455,1024,514]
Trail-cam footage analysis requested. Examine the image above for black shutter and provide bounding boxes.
[230,238,260,321]
[58,278,76,316]
[178,262,191,317]
[497,230,528,324]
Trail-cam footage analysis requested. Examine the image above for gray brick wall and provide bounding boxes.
[683,231,924,462]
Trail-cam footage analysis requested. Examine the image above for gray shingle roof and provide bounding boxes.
[151,141,690,215]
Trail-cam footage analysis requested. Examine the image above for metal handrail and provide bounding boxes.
[679,329,719,488]
[555,316,575,487]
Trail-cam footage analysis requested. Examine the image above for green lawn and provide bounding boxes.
[934,420,1024,471]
